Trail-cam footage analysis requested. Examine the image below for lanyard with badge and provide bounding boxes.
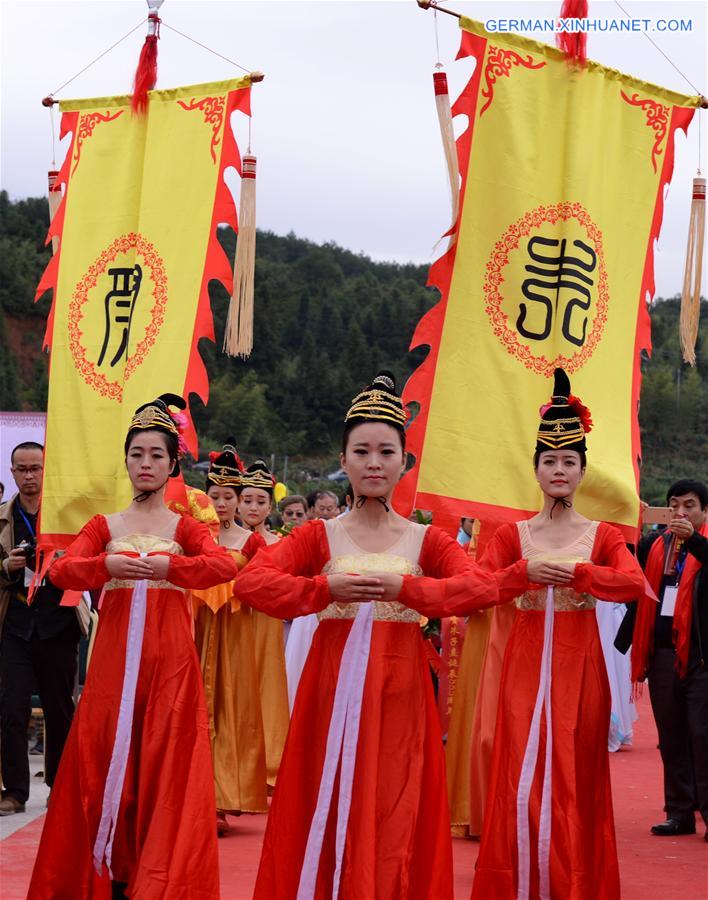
[16,504,37,592]
[661,551,686,618]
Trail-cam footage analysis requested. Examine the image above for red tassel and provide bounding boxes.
[131,11,161,115]
[556,0,589,65]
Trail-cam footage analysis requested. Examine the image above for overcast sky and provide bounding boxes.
[1,0,706,298]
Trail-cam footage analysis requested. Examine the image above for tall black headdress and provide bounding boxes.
[238,459,275,495]
[206,439,244,491]
[536,368,593,455]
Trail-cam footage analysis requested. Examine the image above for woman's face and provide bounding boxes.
[125,432,173,492]
[238,487,272,528]
[535,450,585,499]
[340,422,406,500]
[207,485,239,525]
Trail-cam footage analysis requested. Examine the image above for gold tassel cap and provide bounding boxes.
[224,154,257,358]
[433,70,460,239]
[680,175,706,366]
[47,170,61,255]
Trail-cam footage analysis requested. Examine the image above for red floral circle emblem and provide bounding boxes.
[483,202,608,376]
[68,233,168,401]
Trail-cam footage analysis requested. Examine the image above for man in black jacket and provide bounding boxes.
[617,478,708,841]
[0,442,89,815]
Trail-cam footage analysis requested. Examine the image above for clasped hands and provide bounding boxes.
[327,559,579,601]
[105,553,170,581]
[327,571,403,604]
[526,558,577,586]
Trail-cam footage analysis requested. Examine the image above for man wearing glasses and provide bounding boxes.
[0,442,89,816]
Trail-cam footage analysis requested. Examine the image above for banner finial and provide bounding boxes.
[132,0,165,114]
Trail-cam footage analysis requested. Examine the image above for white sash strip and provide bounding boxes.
[516,586,555,900]
[296,601,374,900]
[92,564,149,877]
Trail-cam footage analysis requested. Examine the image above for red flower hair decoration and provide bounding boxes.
[568,395,594,433]
[538,396,593,434]
[167,409,190,457]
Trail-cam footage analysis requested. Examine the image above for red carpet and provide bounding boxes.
[1,694,705,898]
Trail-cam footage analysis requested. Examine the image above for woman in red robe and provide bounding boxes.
[235,372,516,900]
[28,395,238,900]
[471,370,645,900]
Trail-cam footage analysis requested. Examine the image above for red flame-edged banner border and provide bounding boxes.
[393,28,695,542]
[34,85,251,551]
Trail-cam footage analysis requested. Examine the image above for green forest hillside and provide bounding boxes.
[1,190,706,504]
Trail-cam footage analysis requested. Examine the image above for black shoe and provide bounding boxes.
[650,817,696,836]
[0,797,26,816]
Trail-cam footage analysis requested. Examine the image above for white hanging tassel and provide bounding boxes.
[47,169,61,254]
[433,70,460,234]
[680,175,706,366]
[224,154,257,358]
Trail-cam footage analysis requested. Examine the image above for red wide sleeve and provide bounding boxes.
[398,526,501,617]
[167,516,240,589]
[233,520,332,618]
[571,522,644,602]
[50,515,111,590]
[476,522,530,602]
[242,531,266,561]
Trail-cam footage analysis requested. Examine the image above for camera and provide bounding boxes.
[15,539,37,573]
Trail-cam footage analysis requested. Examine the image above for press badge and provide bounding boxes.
[661,585,678,617]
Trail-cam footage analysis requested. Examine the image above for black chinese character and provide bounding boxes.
[517,237,596,347]
[97,265,142,368]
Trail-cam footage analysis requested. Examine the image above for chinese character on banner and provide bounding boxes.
[518,237,597,347]
[97,265,142,368]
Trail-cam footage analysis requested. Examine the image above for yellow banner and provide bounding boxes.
[397,21,699,536]
[37,78,251,546]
